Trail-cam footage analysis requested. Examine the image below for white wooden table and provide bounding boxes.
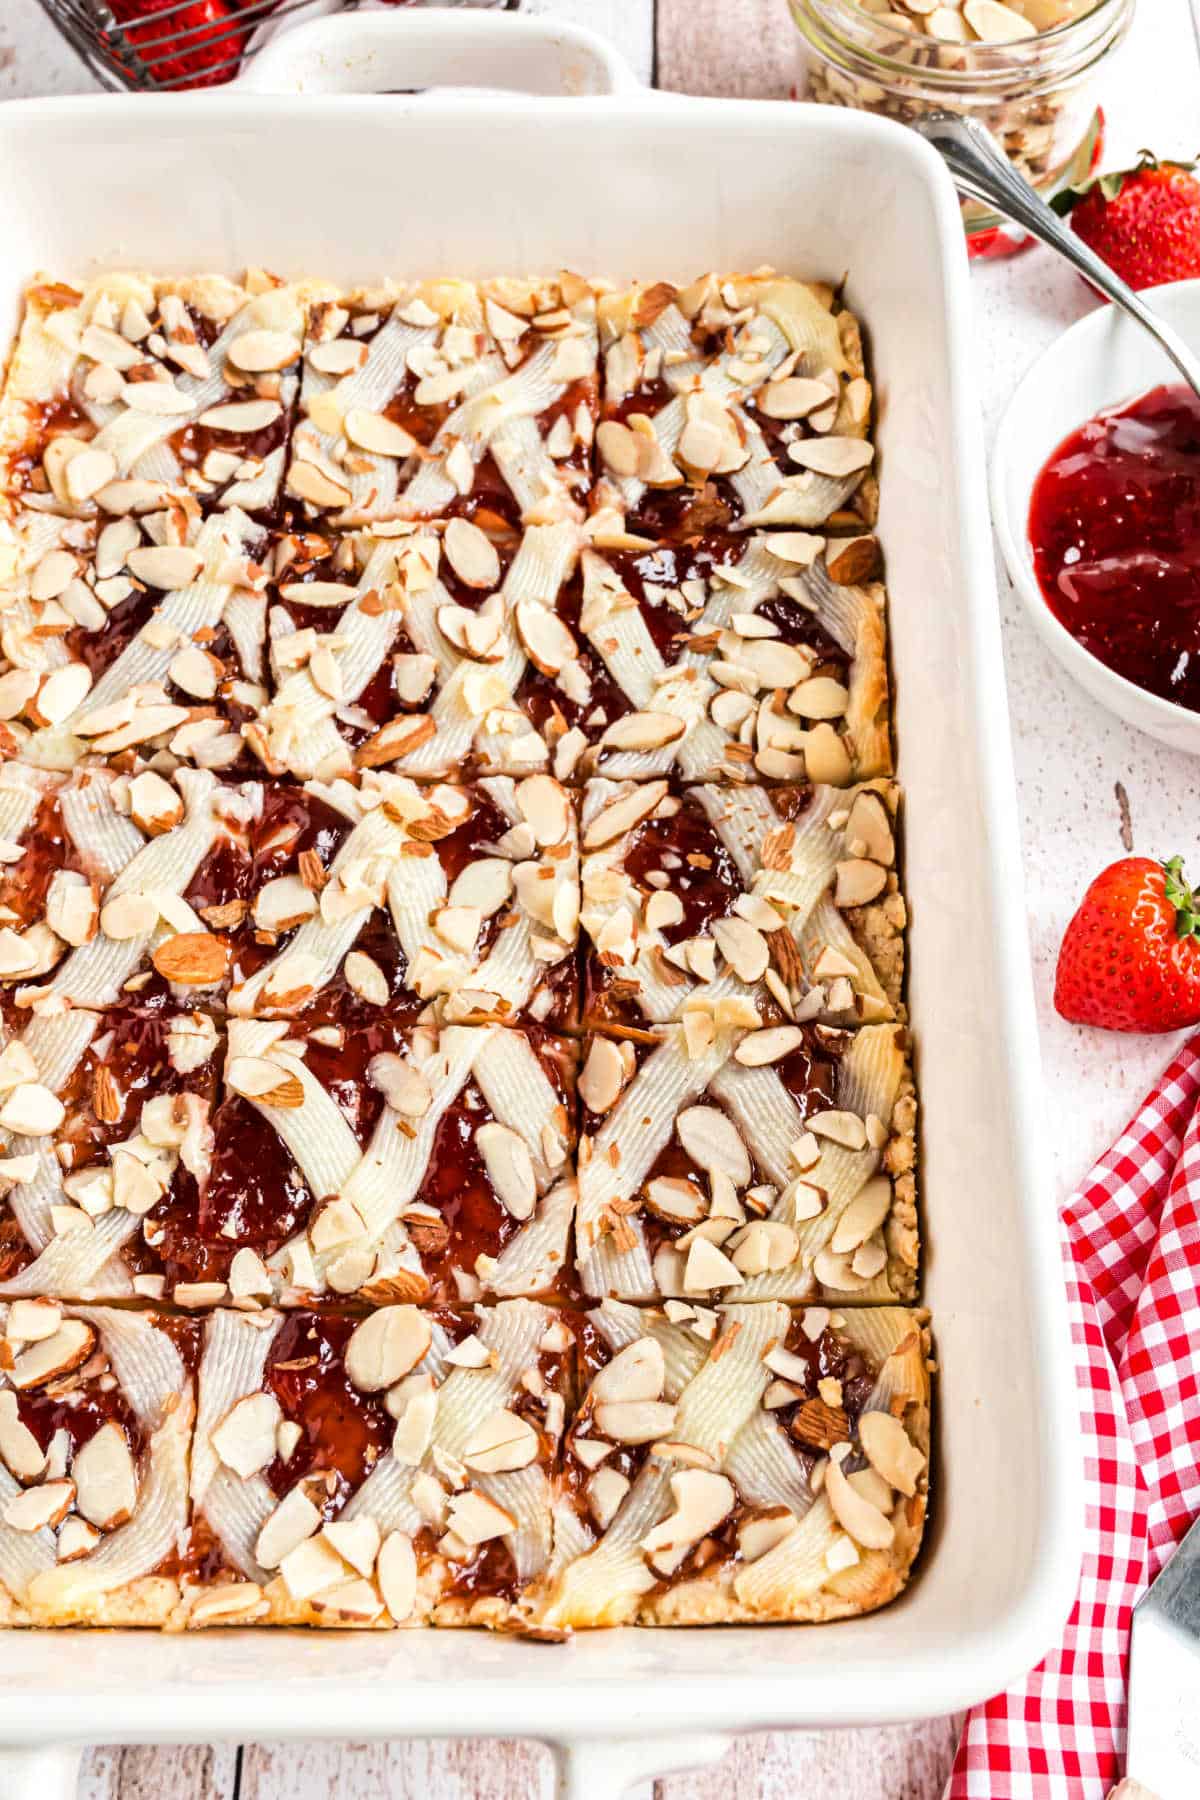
[3,0,1199,1791]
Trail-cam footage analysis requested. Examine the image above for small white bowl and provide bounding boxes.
[992,279,1200,755]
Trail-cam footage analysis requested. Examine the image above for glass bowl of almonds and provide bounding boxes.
[791,0,1135,249]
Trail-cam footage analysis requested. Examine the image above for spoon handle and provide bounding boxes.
[910,111,1200,402]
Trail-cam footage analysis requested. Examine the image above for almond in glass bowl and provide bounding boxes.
[791,0,1134,248]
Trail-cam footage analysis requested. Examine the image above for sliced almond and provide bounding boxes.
[3,1479,74,1532]
[10,1319,94,1390]
[831,1175,892,1254]
[445,1489,517,1547]
[63,446,117,503]
[308,338,368,377]
[515,602,577,676]
[858,1410,926,1498]
[730,1219,799,1275]
[711,917,769,983]
[443,518,501,589]
[0,1083,66,1138]
[152,931,230,988]
[279,1532,347,1602]
[475,1122,536,1221]
[229,329,301,373]
[198,399,282,434]
[99,892,159,940]
[644,1176,707,1225]
[255,1485,322,1570]
[591,1337,665,1405]
[596,420,640,478]
[587,1466,631,1530]
[734,1025,804,1067]
[640,1470,735,1576]
[844,790,895,867]
[577,1036,624,1116]
[788,437,874,478]
[340,408,416,459]
[212,1392,282,1480]
[377,1531,418,1622]
[826,535,880,586]
[126,545,204,590]
[738,1509,799,1563]
[825,1448,895,1549]
[808,1109,869,1152]
[322,1515,381,1577]
[684,1235,744,1293]
[226,1056,303,1109]
[790,676,849,721]
[582,779,668,850]
[599,710,687,753]
[35,663,92,727]
[759,376,837,421]
[368,1053,432,1119]
[592,1399,677,1445]
[288,460,353,509]
[462,1408,540,1474]
[72,1421,138,1530]
[963,0,1037,39]
[516,773,573,847]
[804,723,853,786]
[57,1516,101,1562]
[344,950,388,1005]
[834,859,888,908]
[0,1390,46,1483]
[676,1106,751,1187]
[129,770,183,836]
[345,1307,432,1393]
[121,379,193,416]
[6,1299,62,1343]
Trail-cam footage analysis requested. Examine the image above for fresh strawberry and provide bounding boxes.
[1052,153,1200,290]
[1054,856,1200,1033]
[110,0,246,90]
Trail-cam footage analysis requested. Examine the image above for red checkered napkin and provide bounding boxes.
[949,1037,1200,1797]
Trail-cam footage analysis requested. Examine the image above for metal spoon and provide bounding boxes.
[911,111,1200,403]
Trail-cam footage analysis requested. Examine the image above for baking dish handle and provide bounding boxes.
[0,1744,82,1800]
[236,9,644,98]
[550,1731,731,1798]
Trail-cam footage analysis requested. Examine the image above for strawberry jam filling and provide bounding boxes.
[57,1010,217,1168]
[8,393,93,497]
[584,783,813,1030]
[407,1035,576,1298]
[16,1376,144,1463]
[1030,383,1200,710]
[0,790,79,930]
[263,1312,395,1512]
[770,1319,879,1456]
[170,407,292,507]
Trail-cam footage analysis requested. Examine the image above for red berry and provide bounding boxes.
[1054,856,1200,1034]
[1055,155,1200,291]
[110,0,246,90]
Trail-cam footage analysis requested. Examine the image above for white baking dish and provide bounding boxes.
[0,14,1079,1794]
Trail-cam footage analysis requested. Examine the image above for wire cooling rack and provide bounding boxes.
[37,1,516,93]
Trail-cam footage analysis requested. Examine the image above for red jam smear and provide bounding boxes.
[584,783,813,1030]
[16,1377,144,1462]
[774,1317,878,1442]
[0,791,77,930]
[1029,383,1200,711]
[58,1010,217,1167]
[411,1032,576,1297]
[264,1311,395,1512]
